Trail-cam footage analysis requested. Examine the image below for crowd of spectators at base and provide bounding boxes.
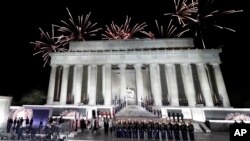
[3,116,71,140]
[109,118,194,140]
[76,114,195,140]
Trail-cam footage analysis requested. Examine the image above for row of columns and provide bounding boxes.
[164,63,230,107]
[47,63,230,107]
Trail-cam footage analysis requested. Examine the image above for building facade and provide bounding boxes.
[46,38,230,108]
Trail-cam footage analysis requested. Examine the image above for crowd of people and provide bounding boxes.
[4,116,71,140]
[6,117,33,134]
[112,119,195,140]
[78,114,195,140]
[78,109,195,140]
[142,102,162,117]
[3,112,196,140]
[2,99,201,141]
[114,101,126,114]
[5,116,37,140]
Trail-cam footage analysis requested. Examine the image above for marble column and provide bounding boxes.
[196,63,214,106]
[74,65,83,105]
[118,64,127,100]
[149,64,162,106]
[59,65,70,105]
[87,65,97,105]
[47,65,57,104]
[71,66,77,103]
[181,64,197,106]
[102,64,112,105]
[165,64,179,106]
[87,65,91,103]
[211,63,230,107]
[134,64,144,105]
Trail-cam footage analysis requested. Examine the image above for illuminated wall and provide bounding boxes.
[0,96,12,133]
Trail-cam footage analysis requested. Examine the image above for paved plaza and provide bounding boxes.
[68,131,229,141]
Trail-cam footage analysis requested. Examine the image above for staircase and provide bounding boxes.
[115,105,158,118]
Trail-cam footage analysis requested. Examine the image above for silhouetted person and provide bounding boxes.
[59,116,63,124]
[16,119,21,133]
[13,117,17,129]
[48,117,53,124]
[172,113,176,121]
[240,120,245,124]
[20,117,24,126]
[181,122,188,140]
[25,117,29,127]
[177,113,180,122]
[233,120,238,125]
[173,122,180,140]
[39,121,43,133]
[104,118,109,135]
[168,112,171,119]
[29,118,33,128]
[205,120,210,129]
[92,120,98,134]
[75,119,78,131]
[6,118,12,133]
[188,122,194,140]
[80,118,86,131]
[167,121,173,139]
[180,113,184,121]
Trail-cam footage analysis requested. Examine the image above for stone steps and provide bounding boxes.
[115,105,158,118]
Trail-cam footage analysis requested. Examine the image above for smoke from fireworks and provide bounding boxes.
[102,16,148,40]
[58,8,102,41]
[30,25,68,67]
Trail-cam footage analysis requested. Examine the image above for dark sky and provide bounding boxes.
[0,0,249,107]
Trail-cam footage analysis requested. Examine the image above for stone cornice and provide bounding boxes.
[50,49,222,65]
[51,49,221,56]
[69,38,194,51]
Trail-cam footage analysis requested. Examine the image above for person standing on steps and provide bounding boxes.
[104,117,109,136]
[188,121,195,140]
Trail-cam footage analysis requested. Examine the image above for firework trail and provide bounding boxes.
[58,8,102,41]
[102,16,148,40]
[192,0,242,48]
[147,20,190,38]
[30,25,68,67]
[165,0,242,48]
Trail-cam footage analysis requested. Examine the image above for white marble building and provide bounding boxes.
[46,38,230,108]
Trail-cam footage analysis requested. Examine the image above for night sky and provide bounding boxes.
[0,0,249,107]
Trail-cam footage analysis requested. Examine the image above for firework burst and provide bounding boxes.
[30,25,68,67]
[166,0,243,48]
[192,0,243,48]
[102,16,148,40]
[58,8,102,41]
[164,0,198,26]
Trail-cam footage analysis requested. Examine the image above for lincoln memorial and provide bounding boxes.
[46,38,230,109]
